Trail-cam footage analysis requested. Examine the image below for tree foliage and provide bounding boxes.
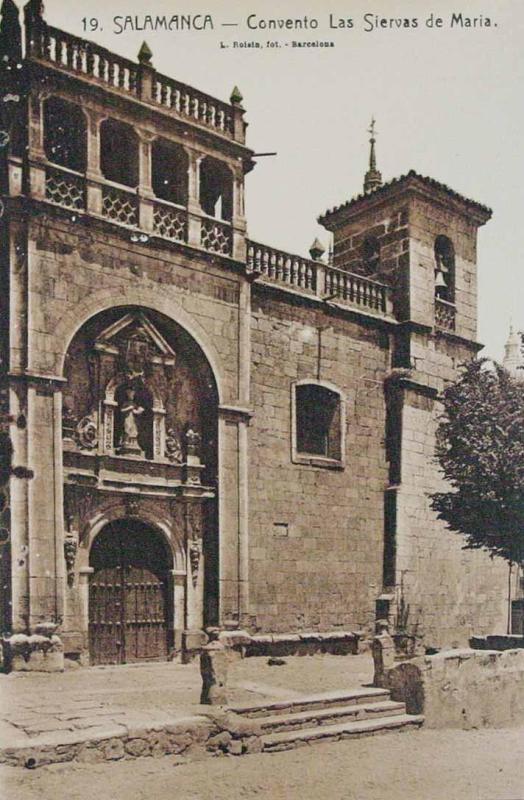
[430,359,524,564]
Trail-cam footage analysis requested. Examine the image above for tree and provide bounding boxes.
[430,359,524,565]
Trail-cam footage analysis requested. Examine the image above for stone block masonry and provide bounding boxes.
[248,290,390,634]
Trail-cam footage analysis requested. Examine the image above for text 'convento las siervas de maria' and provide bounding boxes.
[88,12,496,35]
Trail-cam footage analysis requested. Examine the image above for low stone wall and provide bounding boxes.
[244,631,361,658]
[470,634,524,651]
[0,711,263,769]
[386,648,524,729]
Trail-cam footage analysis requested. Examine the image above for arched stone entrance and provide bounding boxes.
[88,519,173,665]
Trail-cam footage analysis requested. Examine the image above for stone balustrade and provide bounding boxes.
[247,241,317,292]
[435,298,456,331]
[247,240,393,318]
[45,164,86,212]
[29,23,242,142]
[36,25,139,94]
[325,266,391,314]
[154,76,235,138]
[153,200,188,243]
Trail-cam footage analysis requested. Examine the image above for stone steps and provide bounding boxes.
[229,687,391,718]
[262,713,425,752]
[228,686,423,752]
[258,700,406,733]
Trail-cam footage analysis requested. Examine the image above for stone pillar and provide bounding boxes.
[185,149,202,248]
[231,166,247,262]
[85,109,105,216]
[78,566,94,660]
[231,100,246,145]
[27,380,65,631]
[9,383,30,633]
[217,407,253,627]
[171,568,186,652]
[137,59,155,102]
[183,501,206,656]
[200,638,229,705]
[8,222,30,634]
[372,620,396,688]
[138,130,155,233]
[27,90,46,199]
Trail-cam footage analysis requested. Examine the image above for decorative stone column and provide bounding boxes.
[9,382,30,633]
[217,405,253,627]
[152,406,166,461]
[137,129,155,232]
[183,501,206,657]
[231,164,247,262]
[78,566,94,662]
[185,148,203,248]
[27,90,47,199]
[85,109,105,216]
[171,568,186,653]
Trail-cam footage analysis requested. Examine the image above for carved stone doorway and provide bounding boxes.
[88,519,172,665]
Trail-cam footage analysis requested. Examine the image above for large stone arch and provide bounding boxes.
[80,498,186,574]
[52,285,227,404]
[87,516,179,665]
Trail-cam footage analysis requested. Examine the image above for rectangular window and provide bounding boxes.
[294,383,343,465]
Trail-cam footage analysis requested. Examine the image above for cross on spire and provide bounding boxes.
[364,115,383,194]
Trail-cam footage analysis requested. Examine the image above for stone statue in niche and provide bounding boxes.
[165,428,183,464]
[118,387,145,457]
[185,427,201,457]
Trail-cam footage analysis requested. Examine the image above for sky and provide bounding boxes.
[34,0,524,359]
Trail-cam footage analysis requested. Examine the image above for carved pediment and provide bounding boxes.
[94,312,176,374]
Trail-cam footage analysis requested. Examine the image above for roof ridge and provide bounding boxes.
[318,170,492,222]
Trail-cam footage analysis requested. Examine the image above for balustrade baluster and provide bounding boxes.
[86,48,95,76]
[307,264,314,290]
[43,31,52,60]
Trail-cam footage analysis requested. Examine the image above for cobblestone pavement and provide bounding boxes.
[0,654,373,750]
[2,725,523,800]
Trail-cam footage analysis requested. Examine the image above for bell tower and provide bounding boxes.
[319,132,497,646]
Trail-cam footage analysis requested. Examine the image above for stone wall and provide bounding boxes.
[386,648,524,728]
[248,288,390,633]
[395,382,508,648]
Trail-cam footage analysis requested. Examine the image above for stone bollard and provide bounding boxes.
[372,619,396,688]
[200,639,230,705]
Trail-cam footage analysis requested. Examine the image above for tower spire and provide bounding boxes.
[363,116,383,194]
[0,0,22,64]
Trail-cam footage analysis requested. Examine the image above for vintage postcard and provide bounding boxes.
[1,0,523,797]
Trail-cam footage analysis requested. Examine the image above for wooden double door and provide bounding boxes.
[89,519,171,665]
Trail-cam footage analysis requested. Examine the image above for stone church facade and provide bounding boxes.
[0,1,509,667]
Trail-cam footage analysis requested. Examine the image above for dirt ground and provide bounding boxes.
[2,725,524,800]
